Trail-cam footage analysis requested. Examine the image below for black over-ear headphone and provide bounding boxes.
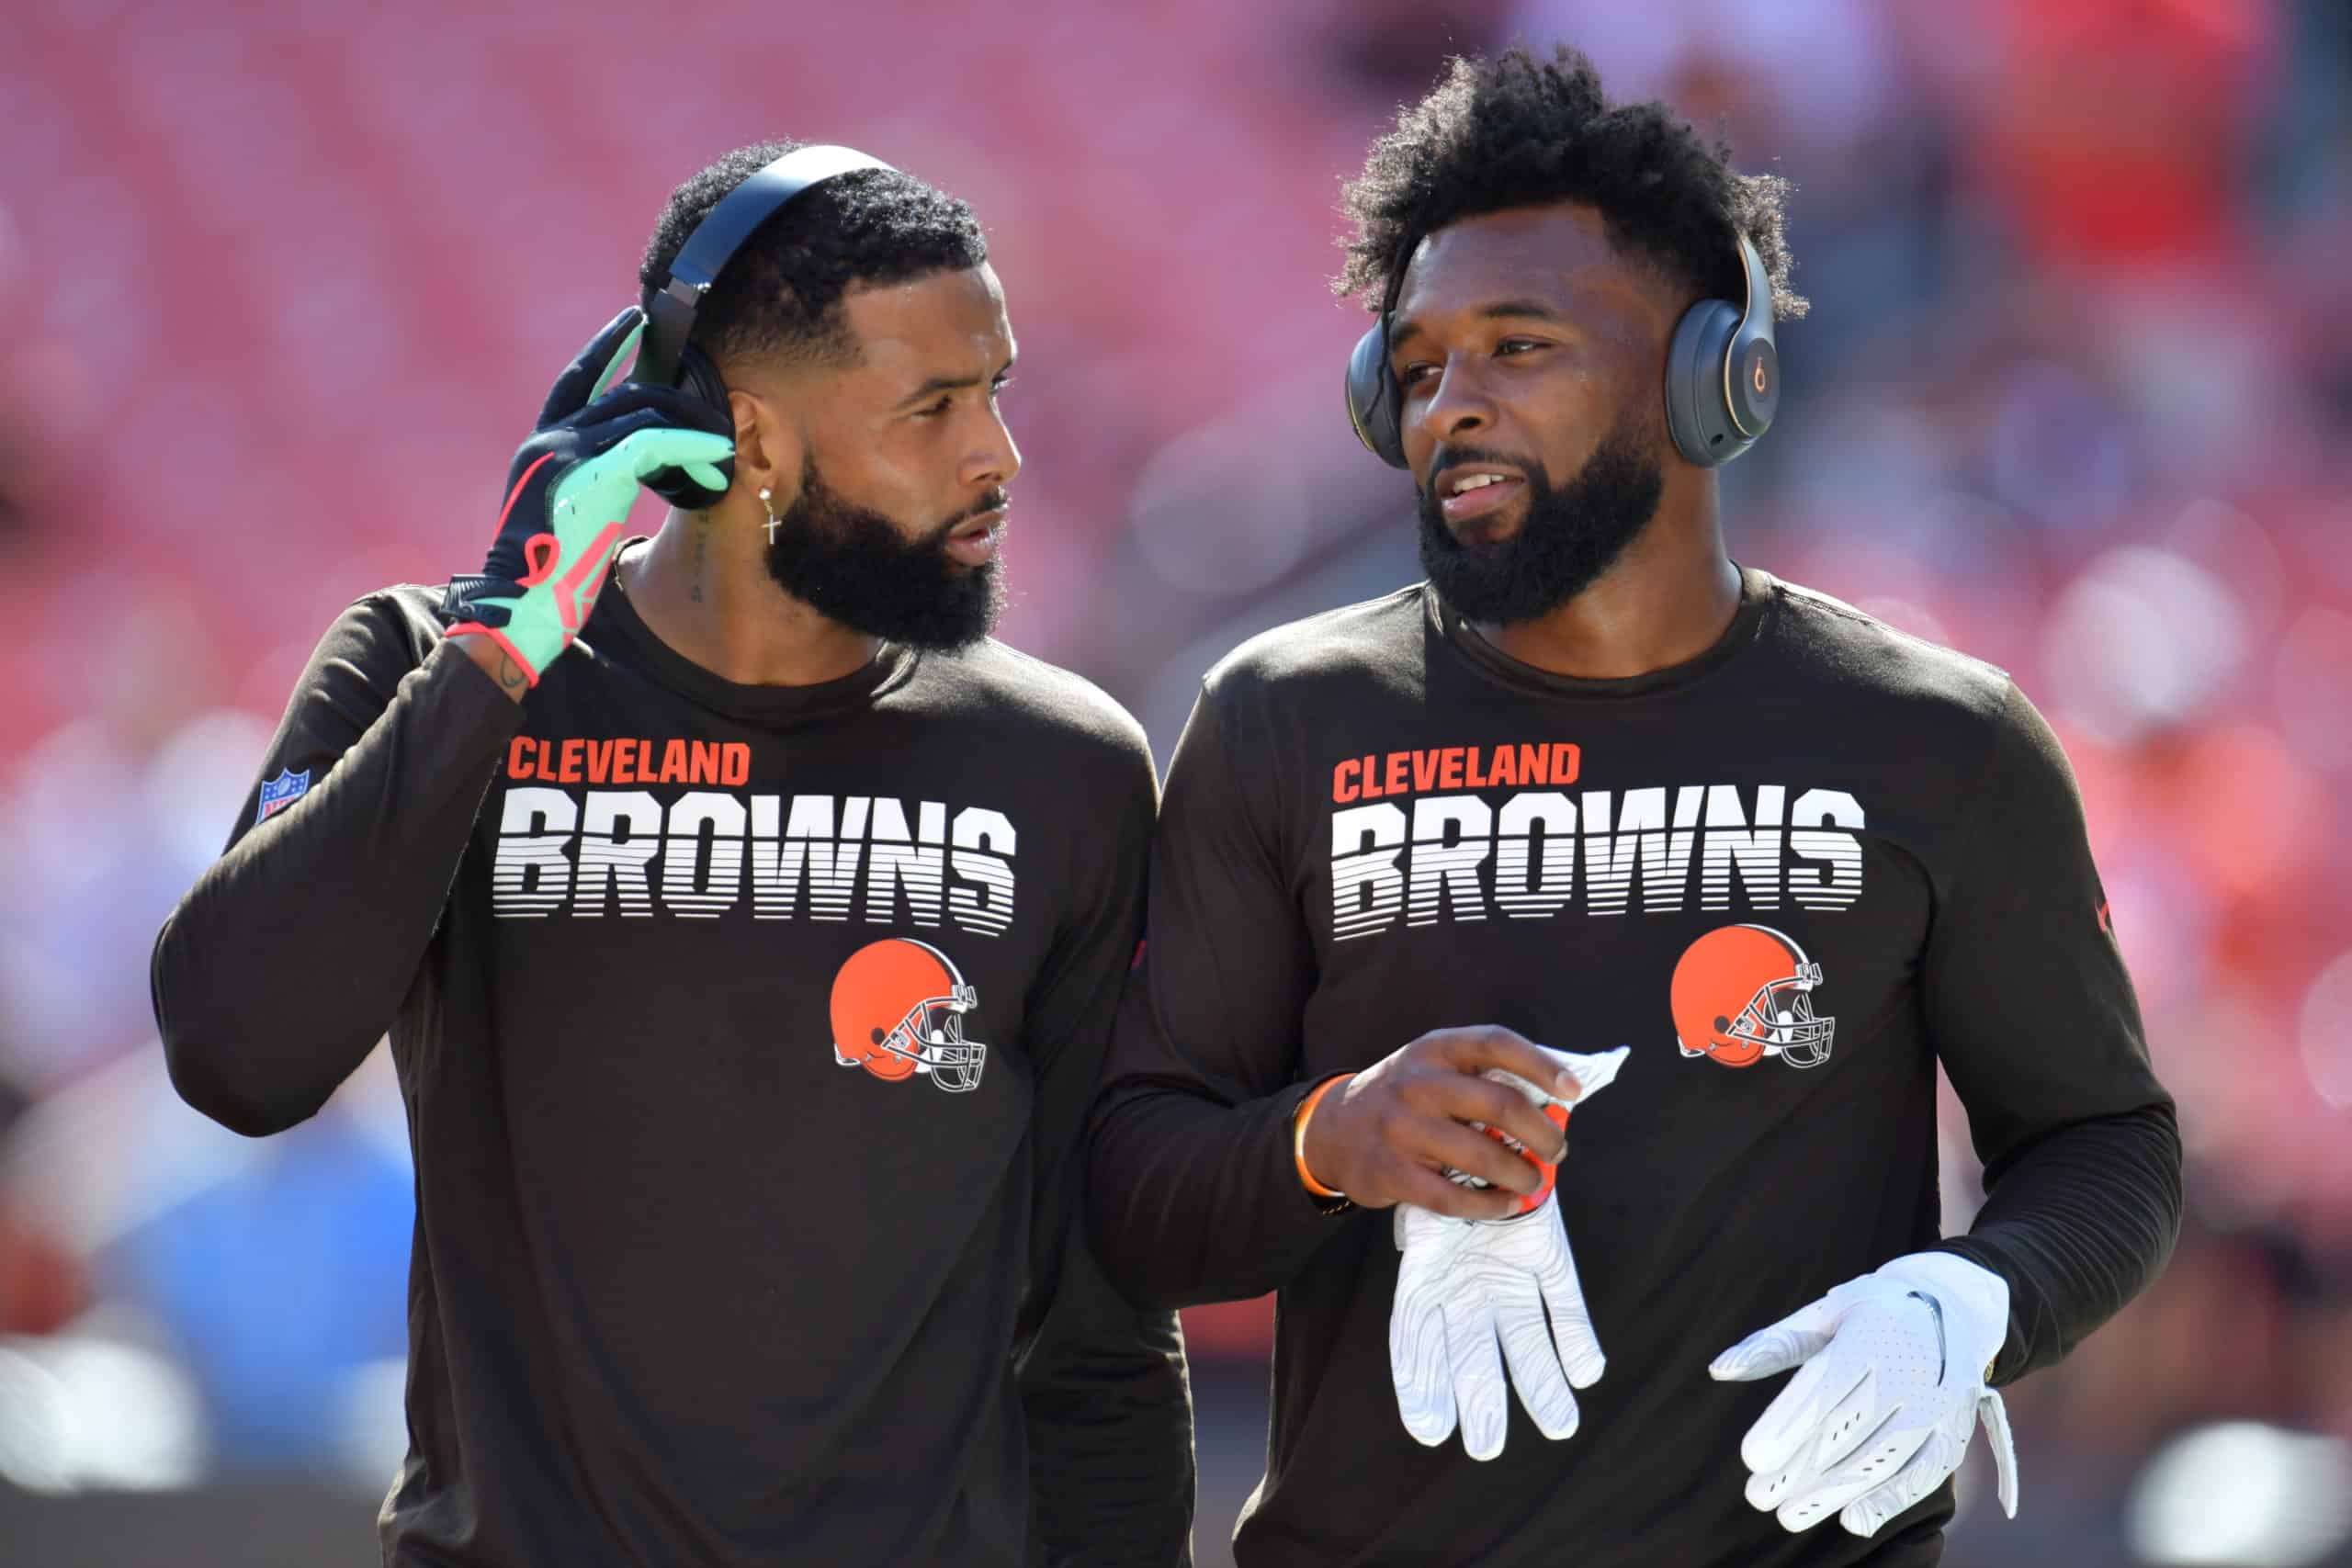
[630,143,897,506]
[1343,230,1781,471]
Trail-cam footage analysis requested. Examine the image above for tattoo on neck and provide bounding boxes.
[690,516,710,603]
[498,654,527,693]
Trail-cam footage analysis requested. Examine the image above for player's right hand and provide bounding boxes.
[1297,1025,1581,1217]
[444,308,735,686]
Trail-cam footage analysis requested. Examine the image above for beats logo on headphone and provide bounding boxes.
[1343,230,1781,471]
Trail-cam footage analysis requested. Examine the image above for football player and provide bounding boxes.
[154,141,1193,1567]
[1087,46,2178,1567]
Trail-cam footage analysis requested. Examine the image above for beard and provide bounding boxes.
[763,457,1006,650]
[1416,424,1664,626]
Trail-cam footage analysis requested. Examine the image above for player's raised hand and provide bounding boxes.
[444,308,736,688]
[1298,1025,1584,1218]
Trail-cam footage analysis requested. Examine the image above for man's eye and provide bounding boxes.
[1397,364,1437,388]
[1498,338,1546,356]
[917,395,954,418]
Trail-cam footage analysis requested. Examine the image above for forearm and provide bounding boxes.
[153,642,523,1134]
[1021,1240,1195,1568]
[1934,1100,2183,1384]
[1085,1077,1343,1310]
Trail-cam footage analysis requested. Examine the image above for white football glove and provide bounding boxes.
[1710,1250,2019,1538]
[1388,1046,1627,1461]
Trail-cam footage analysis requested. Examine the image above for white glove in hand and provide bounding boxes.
[1388,1046,1626,1461]
[1710,1251,2019,1537]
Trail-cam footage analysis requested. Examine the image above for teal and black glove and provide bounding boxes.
[443,308,734,684]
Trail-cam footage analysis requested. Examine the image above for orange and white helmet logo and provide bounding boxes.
[830,939,988,1093]
[1669,924,1834,1070]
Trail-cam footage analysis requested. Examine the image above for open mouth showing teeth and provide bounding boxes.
[1449,473,1514,495]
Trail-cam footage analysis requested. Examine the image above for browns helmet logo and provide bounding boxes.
[1669,924,1834,1069]
[830,939,988,1092]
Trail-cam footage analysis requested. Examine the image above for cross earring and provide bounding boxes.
[760,488,779,545]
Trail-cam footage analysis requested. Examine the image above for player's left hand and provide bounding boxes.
[1710,1251,2019,1538]
[1388,1047,1626,1461]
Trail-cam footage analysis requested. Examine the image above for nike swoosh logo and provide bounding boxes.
[1908,1290,1948,1384]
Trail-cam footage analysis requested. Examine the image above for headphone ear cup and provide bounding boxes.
[1726,336,1779,442]
[675,344,731,422]
[1664,299,1743,468]
[1345,322,1408,469]
[640,344,737,509]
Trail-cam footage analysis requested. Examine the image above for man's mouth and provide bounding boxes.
[1434,466,1526,524]
[944,504,1006,568]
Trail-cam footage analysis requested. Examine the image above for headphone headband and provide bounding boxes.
[1722,232,1775,440]
[634,143,897,388]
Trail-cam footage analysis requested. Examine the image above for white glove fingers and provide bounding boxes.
[1978,1390,2019,1517]
[1387,1281,1457,1449]
[1778,1389,1941,1535]
[1838,1423,1966,1538]
[1776,1484,1851,1535]
[1808,1365,1893,1472]
[1546,1289,1608,1391]
[1450,1296,1512,1461]
[1776,1424,1928,1536]
[1710,1296,1842,1382]
[1739,1342,1863,1472]
[1495,1280,1580,1441]
[1747,1452,1810,1513]
[1544,1045,1630,1101]
[1528,1210,1608,1388]
[1730,1258,2020,1539]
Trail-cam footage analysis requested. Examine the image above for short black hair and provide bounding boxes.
[1337,45,1806,323]
[639,140,989,368]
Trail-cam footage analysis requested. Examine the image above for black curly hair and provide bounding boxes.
[639,141,988,369]
[1337,45,1805,323]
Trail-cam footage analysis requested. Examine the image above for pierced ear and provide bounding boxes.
[726,388,796,498]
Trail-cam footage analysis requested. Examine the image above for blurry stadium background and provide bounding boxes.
[3,0,2350,1562]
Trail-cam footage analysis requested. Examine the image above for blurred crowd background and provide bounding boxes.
[3,0,2349,1562]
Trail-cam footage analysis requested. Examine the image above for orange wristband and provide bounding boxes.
[1293,1073,1353,1199]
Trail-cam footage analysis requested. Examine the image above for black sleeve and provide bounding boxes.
[1922,682,2184,1384]
[1014,731,1194,1568]
[1085,685,1340,1313]
[150,595,525,1136]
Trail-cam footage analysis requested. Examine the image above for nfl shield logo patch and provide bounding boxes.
[255,768,311,824]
